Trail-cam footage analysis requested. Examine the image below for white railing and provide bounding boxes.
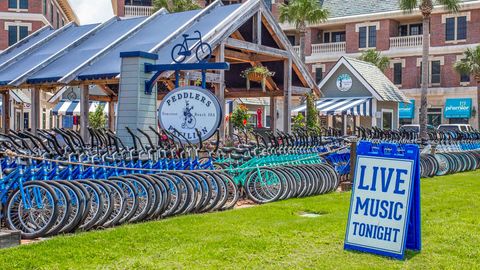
[293,45,300,56]
[124,5,154,17]
[311,42,346,54]
[390,35,423,48]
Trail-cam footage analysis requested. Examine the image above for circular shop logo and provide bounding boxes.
[336,74,353,92]
[158,86,222,144]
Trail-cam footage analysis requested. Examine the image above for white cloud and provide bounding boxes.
[68,0,114,25]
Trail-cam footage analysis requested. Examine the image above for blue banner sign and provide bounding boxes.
[444,98,472,118]
[344,142,421,260]
[399,100,415,119]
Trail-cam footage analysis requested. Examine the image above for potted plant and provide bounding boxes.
[230,104,249,130]
[241,66,275,92]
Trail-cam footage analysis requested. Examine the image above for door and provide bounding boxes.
[382,110,393,130]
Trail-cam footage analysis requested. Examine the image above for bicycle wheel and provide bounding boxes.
[195,42,212,62]
[57,180,85,234]
[45,181,72,236]
[5,181,59,239]
[171,44,187,63]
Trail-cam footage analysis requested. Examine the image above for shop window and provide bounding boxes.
[23,112,29,129]
[8,25,29,46]
[393,63,402,85]
[382,110,393,130]
[427,108,442,127]
[446,16,467,41]
[359,26,376,48]
[315,67,323,84]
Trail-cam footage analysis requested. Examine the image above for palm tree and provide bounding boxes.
[358,49,390,72]
[454,46,480,128]
[399,0,459,140]
[279,0,329,63]
[153,0,200,13]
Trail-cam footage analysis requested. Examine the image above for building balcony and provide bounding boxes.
[390,35,423,49]
[124,5,154,17]
[312,42,346,54]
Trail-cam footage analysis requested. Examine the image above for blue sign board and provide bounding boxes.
[399,100,415,119]
[344,141,421,260]
[444,98,472,118]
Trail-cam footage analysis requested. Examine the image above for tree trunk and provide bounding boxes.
[419,15,430,141]
[299,23,306,64]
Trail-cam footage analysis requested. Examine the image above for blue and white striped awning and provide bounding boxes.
[52,100,110,116]
[293,98,372,116]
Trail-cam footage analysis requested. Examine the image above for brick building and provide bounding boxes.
[0,0,78,51]
[280,0,480,128]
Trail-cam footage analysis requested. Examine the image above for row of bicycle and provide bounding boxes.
[4,171,239,239]
[420,150,480,178]
[4,161,341,239]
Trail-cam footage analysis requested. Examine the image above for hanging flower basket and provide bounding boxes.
[241,66,275,92]
[247,72,265,82]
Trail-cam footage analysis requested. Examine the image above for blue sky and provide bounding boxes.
[68,0,114,24]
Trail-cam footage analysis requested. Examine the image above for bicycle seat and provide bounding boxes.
[3,168,15,175]
[230,154,244,160]
[221,147,234,153]
[234,148,249,154]
[243,156,252,161]
[239,144,254,150]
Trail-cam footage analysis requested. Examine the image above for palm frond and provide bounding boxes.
[398,0,419,13]
[436,0,460,13]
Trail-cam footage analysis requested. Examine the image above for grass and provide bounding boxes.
[0,171,479,269]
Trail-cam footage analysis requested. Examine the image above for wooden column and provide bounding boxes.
[108,101,115,131]
[2,91,10,133]
[31,88,40,135]
[80,84,89,142]
[270,96,276,131]
[283,58,292,133]
[216,42,226,140]
[253,11,262,45]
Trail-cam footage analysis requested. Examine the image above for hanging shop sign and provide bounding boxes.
[444,98,472,118]
[158,86,222,144]
[399,100,415,119]
[344,141,421,260]
[336,74,353,92]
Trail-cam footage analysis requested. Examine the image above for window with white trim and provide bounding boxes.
[445,15,468,41]
[358,25,377,48]
[419,60,442,86]
[8,0,28,10]
[7,25,29,46]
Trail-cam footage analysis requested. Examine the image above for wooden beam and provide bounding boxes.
[292,86,312,95]
[270,96,276,131]
[225,38,289,59]
[225,90,283,98]
[221,49,280,63]
[89,95,117,102]
[80,84,89,142]
[31,88,40,135]
[108,101,115,131]
[216,42,226,140]
[98,84,117,96]
[185,71,222,84]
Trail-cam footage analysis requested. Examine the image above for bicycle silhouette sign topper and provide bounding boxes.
[144,30,228,95]
[171,30,212,63]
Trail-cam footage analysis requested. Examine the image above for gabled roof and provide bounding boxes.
[0,0,318,93]
[318,56,409,103]
[321,0,478,19]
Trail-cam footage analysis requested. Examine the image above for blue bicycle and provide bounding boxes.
[171,30,212,63]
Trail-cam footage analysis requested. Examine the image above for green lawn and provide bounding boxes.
[1,171,479,269]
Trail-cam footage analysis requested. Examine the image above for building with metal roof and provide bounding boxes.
[0,0,318,140]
